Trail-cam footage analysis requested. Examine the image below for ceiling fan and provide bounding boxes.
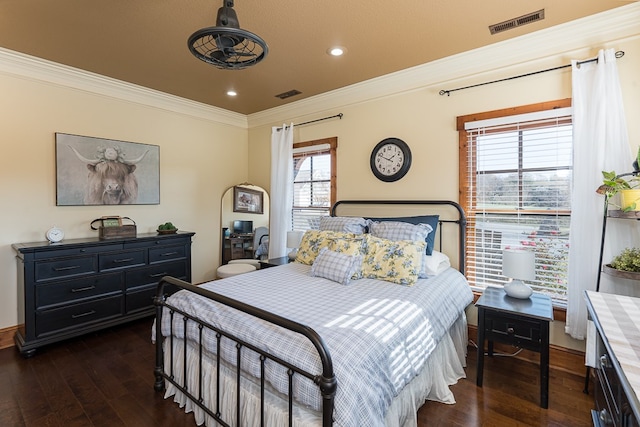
[187,0,268,70]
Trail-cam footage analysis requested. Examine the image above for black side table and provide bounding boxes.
[476,286,554,408]
[259,256,292,269]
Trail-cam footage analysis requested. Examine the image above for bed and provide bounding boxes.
[154,200,473,426]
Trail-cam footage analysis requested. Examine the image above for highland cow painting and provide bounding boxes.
[55,133,160,206]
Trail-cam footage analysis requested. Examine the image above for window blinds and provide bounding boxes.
[464,108,572,304]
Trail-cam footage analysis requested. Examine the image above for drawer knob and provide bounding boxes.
[599,408,613,425]
[507,327,515,335]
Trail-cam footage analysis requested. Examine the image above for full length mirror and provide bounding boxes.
[220,184,270,265]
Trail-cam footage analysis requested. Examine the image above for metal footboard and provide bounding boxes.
[154,276,336,427]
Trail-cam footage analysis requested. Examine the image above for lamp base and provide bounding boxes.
[503,279,533,299]
[288,249,298,260]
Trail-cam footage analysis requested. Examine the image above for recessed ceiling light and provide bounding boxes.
[227,90,237,97]
[327,46,346,56]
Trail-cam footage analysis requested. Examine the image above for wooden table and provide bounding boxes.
[476,286,554,408]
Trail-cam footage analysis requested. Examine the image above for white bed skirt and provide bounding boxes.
[162,313,468,427]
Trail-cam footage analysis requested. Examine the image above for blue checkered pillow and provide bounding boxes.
[368,220,433,243]
[310,247,362,285]
[320,216,368,234]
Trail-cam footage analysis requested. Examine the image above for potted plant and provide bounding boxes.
[157,221,178,234]
[604,247,640,279]
[597,147,640,211]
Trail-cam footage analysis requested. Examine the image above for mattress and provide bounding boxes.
[159,262,473,426]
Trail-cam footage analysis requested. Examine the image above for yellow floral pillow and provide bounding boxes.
[295,230,359,265]
[361,234,425,286]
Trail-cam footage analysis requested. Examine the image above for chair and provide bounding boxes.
[247,226,269,259]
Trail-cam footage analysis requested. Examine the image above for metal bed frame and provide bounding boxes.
[154,200,467,427]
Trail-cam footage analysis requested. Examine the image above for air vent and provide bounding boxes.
[489,9,545,35]
[275,89,301,100]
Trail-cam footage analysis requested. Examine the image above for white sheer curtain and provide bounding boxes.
[268,124,294,258]
[566,49,631,341]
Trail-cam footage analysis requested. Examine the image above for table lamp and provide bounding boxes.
[287,231,304,260]
[502,248,535,299]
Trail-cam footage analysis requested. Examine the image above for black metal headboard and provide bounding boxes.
[330,199,466,274]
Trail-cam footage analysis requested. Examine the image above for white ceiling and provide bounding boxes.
[0,0,635,115]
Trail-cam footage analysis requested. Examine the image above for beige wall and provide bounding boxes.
[247,9,640,353]
[1,5,639,357]
[0,61,249,329]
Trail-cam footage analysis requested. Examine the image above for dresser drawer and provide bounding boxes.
[35,273,122,309]
[125,283,178,314]
[149,244,186,264]
[35,256,97,282]
[35,295,123,337]
[483,312,542,349]
[125,261,187,290]
[124,236,190,250]
[34,244,122,260]
[99,249,146,271]
[595,368,619,426]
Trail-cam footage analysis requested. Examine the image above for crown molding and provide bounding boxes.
[0,47,248,129]
[248,2,640,129]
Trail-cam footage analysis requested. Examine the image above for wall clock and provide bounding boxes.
[370,137,412,182]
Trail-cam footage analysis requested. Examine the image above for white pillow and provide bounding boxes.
[310,247,362,285]
[420,250,451,277]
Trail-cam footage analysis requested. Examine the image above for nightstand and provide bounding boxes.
[259,256,292,269]
[476,286,554,408]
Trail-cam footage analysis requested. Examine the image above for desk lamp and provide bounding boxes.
[502,248,536,299]
[287,231,304,260]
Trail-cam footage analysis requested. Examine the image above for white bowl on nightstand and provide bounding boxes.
[503,280,533,299]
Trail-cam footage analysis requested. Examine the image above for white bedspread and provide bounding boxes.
[160,262,472,427]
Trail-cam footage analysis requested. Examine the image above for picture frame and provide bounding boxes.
[233,186,264,214]
[55,133,160,206]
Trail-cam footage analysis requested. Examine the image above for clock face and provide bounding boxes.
[370,138,412,182]
[46,227,64,243]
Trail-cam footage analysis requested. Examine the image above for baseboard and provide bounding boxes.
[0,325,18,350]
[467,325,586,377]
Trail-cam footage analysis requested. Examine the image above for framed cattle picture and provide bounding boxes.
[55,133,160,206]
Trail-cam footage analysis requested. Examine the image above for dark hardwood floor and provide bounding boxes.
[0,317,593,426]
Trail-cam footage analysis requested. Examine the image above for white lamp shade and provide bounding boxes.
[286,231,304,249]
[502,249,535,281]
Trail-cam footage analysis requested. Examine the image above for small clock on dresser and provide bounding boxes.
[370,137,412,182]
[45,226,64,243]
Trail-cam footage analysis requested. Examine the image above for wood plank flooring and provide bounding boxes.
[0,317,593,426]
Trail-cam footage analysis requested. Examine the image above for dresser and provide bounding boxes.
[585,291,640,426]
[12,231,195,357]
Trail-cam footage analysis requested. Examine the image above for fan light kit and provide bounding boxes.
[188,0,268,70]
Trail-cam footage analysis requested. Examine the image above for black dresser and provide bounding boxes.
[12,231,195,357]
[585,291,640,427]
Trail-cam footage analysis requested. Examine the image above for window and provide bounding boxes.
[292,137,337,231]
[458,99,572,305]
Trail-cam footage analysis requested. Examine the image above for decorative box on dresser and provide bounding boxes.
[585,291,640,427]
[12,231,195,357]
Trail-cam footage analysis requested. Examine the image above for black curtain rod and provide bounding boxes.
[276,113,343,131]
[439,50,625,96]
